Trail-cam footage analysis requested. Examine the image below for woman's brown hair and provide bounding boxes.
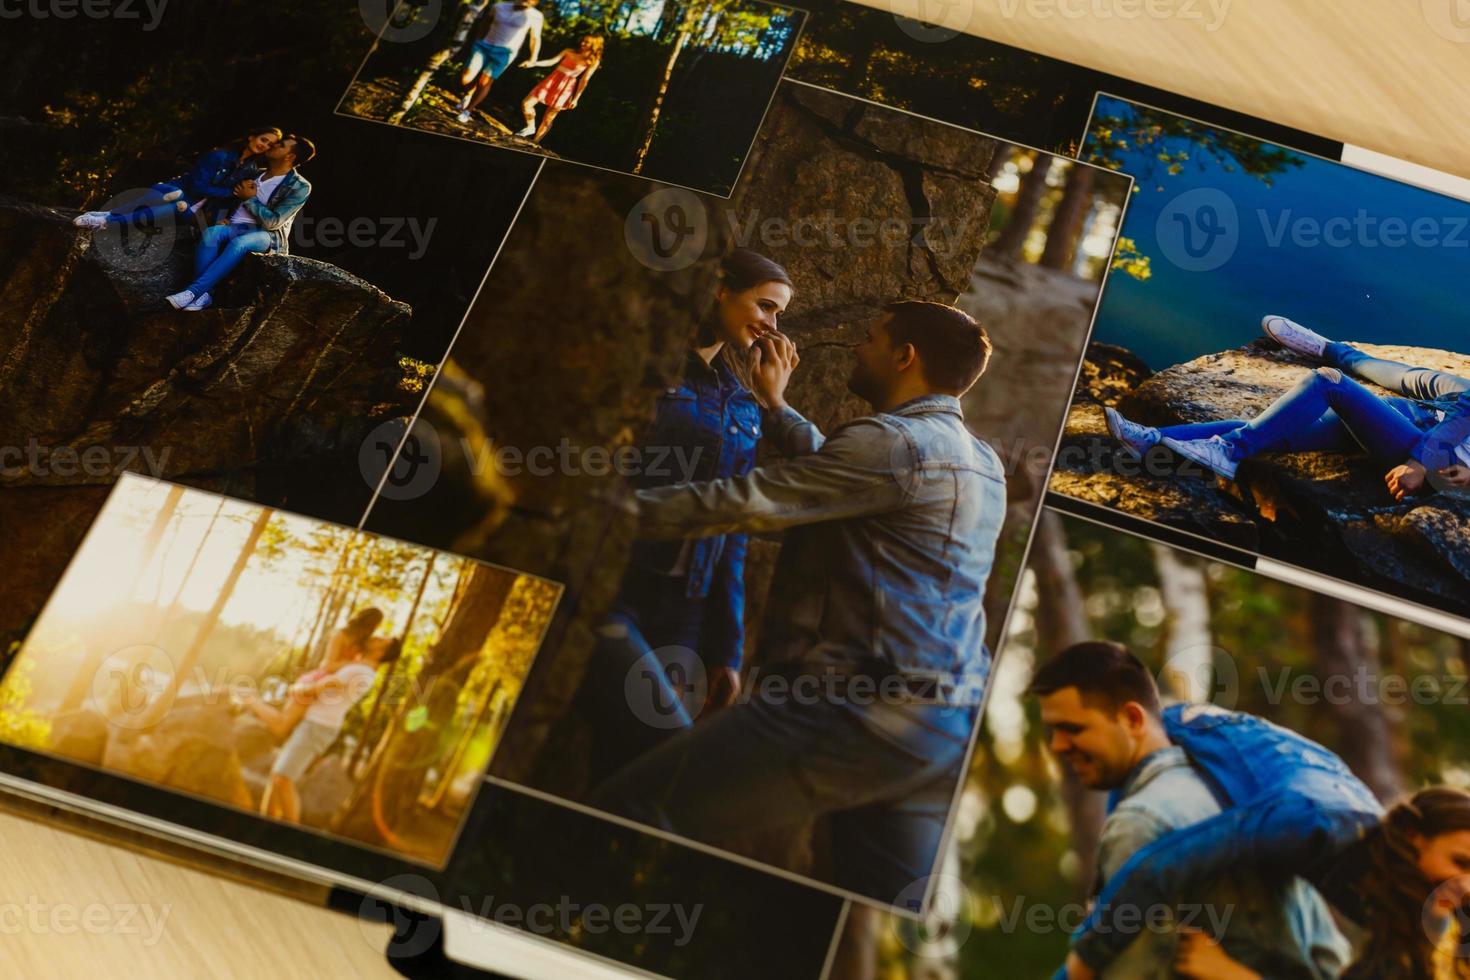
[700,249,793,406]
[341,607,385,646]
[1346,787,1470,980]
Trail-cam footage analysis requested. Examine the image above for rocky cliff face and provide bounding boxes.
[1053,339,1470,614]
[0,199,416,647]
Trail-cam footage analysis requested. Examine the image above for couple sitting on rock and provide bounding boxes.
[73,125,315,313]
[240,607,400,825]
[1106,316,1470,497]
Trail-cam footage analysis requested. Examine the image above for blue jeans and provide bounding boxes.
[1326,341,1470,401]
[589,669,975,901]
[105,183,189,228]
[1157,369,1436,464]
[188,223,272,296]
[1068,771,1380,974]
[580,567,708,786]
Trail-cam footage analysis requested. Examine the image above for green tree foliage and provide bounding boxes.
[1084,100,1306,191]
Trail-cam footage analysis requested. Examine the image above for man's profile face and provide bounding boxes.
[1037,687,1138,791]
[266,139,296,164]
[847,313,899,405]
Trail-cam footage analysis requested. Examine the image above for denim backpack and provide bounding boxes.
[1058,704,1383,976]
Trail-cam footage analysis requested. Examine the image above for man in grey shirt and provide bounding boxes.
[1030,641,1350,979]
[589,301,1006,903]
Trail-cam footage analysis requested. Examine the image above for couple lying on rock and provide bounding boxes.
[1106,316,1470,497]
[73,125,316,313]
[577,248,1007,901]
[1036,641,1470,980]
[238,607,401,825]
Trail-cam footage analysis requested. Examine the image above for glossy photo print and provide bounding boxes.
[362,80,1133,912]
[0,475,560,866]
[339,0,805,195]
[0,0,542,667]
[1052,93,1470,621]
[827,508,1470,979]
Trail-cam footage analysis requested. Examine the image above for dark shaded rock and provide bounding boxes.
[0,198,418,646]
[1053,339,1470,612]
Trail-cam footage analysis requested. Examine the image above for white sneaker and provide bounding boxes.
[185,292,213,311]
[457,109,473,124]
[1262,315,1330,359]
[1104,406,1161,457]
[514,124,535,137]
[165,289,197,310]
[73,211,110,229]
[1162,435,1239,481]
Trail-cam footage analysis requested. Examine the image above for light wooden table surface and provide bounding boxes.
[7,5,1467,978]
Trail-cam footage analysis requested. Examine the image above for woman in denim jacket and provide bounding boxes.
[1150,788,1470,980]
[73,126,281,231]
[1105,315,1470,497]
[581,249,795,783]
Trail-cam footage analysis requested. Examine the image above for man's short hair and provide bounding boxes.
[284,134,316,165]
[1027,641,1161,716]
[883,300,992,395]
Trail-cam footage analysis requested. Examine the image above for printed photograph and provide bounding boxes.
[0,475,561,865]
[339,0,805,194]
[0,0,541,657]
[361,79,1132,910]
[1052,94,1470,619]
[827,509,1470,979]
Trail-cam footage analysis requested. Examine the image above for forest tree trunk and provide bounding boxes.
[1310,594,1405,802]
[1040,163,1094,272]
[991,154,1052,262]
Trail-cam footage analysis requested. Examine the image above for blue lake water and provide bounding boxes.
[1087,95,1470,371]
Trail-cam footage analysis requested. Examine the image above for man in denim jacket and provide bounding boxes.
[166,135,315,312]
[1031,642,1349,980]
[590,300,1006,902]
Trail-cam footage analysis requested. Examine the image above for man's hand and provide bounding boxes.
[1174,928,1260,980]
[1438,464,1470,489]
[706,666,740,714]
[1386,460,1427,500]
[751,331,799,410]
[1063,952,1096,980]
[233,179,257,200]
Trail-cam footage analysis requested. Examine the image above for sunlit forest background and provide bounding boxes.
[831,510,1470,979]
[0,476,559,863]
[344,0,802,193]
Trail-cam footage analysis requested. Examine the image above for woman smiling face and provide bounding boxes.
[1416,827,1470,913]
[247,130,281,156]
[713,280,792,349]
